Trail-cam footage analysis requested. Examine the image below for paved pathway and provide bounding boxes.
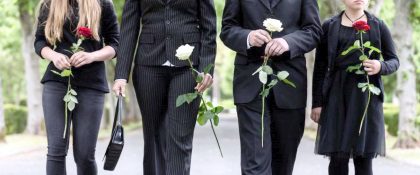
[0,114,419,175]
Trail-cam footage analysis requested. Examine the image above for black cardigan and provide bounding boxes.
[312,11,399,108]
[34,0,120,93]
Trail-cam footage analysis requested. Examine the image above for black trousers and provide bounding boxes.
[329,156,373,175]
[236,95,305,175]
[132,66,200,175]
[42,82,105,175]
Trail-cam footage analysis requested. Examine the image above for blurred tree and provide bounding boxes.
[393,0,419,148]
[18,0,43,135]
[0,78,5,141]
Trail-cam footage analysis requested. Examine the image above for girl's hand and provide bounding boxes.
[50,52,71,70]
[311,107,322,123]
[363,60,381,75]
[70,51,97,68]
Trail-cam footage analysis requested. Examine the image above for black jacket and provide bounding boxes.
[115,0,217,80]
[312,11,399,108]
[220,0,322,109]
[34,0,120,93]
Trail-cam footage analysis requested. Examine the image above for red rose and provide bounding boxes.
[77,27,93,38]
[353,20,370,32]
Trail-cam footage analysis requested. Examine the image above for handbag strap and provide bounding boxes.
[112,95,123,132]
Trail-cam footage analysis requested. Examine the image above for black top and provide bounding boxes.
[34,0,120,93]
[335,25,369,68]
[114,0,217,81]
[312,11,399,108]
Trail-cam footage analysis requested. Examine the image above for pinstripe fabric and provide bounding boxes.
[115,0,216,174]
[132,66,200,175]
[115,0,217,81]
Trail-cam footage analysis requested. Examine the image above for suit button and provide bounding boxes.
[166,36,171,40]
[166,6,170,10]
[166,20,171,24]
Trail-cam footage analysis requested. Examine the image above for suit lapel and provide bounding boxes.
[271,0,282,9]
[259,0,271,11]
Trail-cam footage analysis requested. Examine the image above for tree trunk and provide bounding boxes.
[0,78,6,142]
[370,0,385,16]
[327,0,342,15]
[19,9,44,135]
[392,0,420,148]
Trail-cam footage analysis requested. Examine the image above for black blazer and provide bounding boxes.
[115,0,217,80]
[220,0,322,109]
[312,11,400,108]
[34,0,120,93]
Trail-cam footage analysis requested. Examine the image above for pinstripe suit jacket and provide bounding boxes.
[115,0,217,80]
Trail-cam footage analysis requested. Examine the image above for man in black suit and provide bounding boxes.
[113,0,216,175]
[220,0,322,174]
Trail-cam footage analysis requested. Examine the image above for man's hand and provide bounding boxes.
[265,38,289,57]
[248,29,271,47]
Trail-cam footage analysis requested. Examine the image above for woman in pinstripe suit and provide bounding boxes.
[113,0,216,174]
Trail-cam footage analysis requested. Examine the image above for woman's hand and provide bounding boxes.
[113,79,127,97]
[50,52,71,70]
[363,60,381,75]
[311,107,322,123]
[195,73,213,93]
[70,51,97,68]
[41,47,71,70]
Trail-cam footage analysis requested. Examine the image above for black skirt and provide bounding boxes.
[315,25,386,158]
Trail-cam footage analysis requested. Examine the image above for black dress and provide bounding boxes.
[315,25,386,158]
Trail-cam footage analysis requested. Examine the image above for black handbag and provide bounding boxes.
[103,96,125,171]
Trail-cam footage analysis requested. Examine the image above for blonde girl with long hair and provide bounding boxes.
[34,0,119,174]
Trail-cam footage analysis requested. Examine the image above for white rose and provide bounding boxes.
[263,18,283,33]
[176,44,195,61]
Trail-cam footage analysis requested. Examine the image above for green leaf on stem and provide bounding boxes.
[51,70,61,76]
[259,71,268,84]
[63,95,71,102]
[68,101,76,111]
[359,55,368,61]
[196,74,204,83]
[358,83,368,88]
[70,89,77,96]
[262,65,273,75]
[206,102,214,108]
[214,106,224,114]
[355,70,365,75]
[267,79,278,87]
[369,84,381,95]
[203,64,214,74]
[341,40,361,56]
[277,71,289,80]
[252,67,263,76]
[69,96,78,104]
[214,115,220,126]
[176,93,198,107]
[354,40,361,47]
[282,79,296,88]
[197,113,207,126]
[346,64,361,73]
[61,70,72,77]
[366,45,381,54]
[260,89,270,98]
[363,41,371,47]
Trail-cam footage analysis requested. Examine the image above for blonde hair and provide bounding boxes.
[41,0,102,45]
